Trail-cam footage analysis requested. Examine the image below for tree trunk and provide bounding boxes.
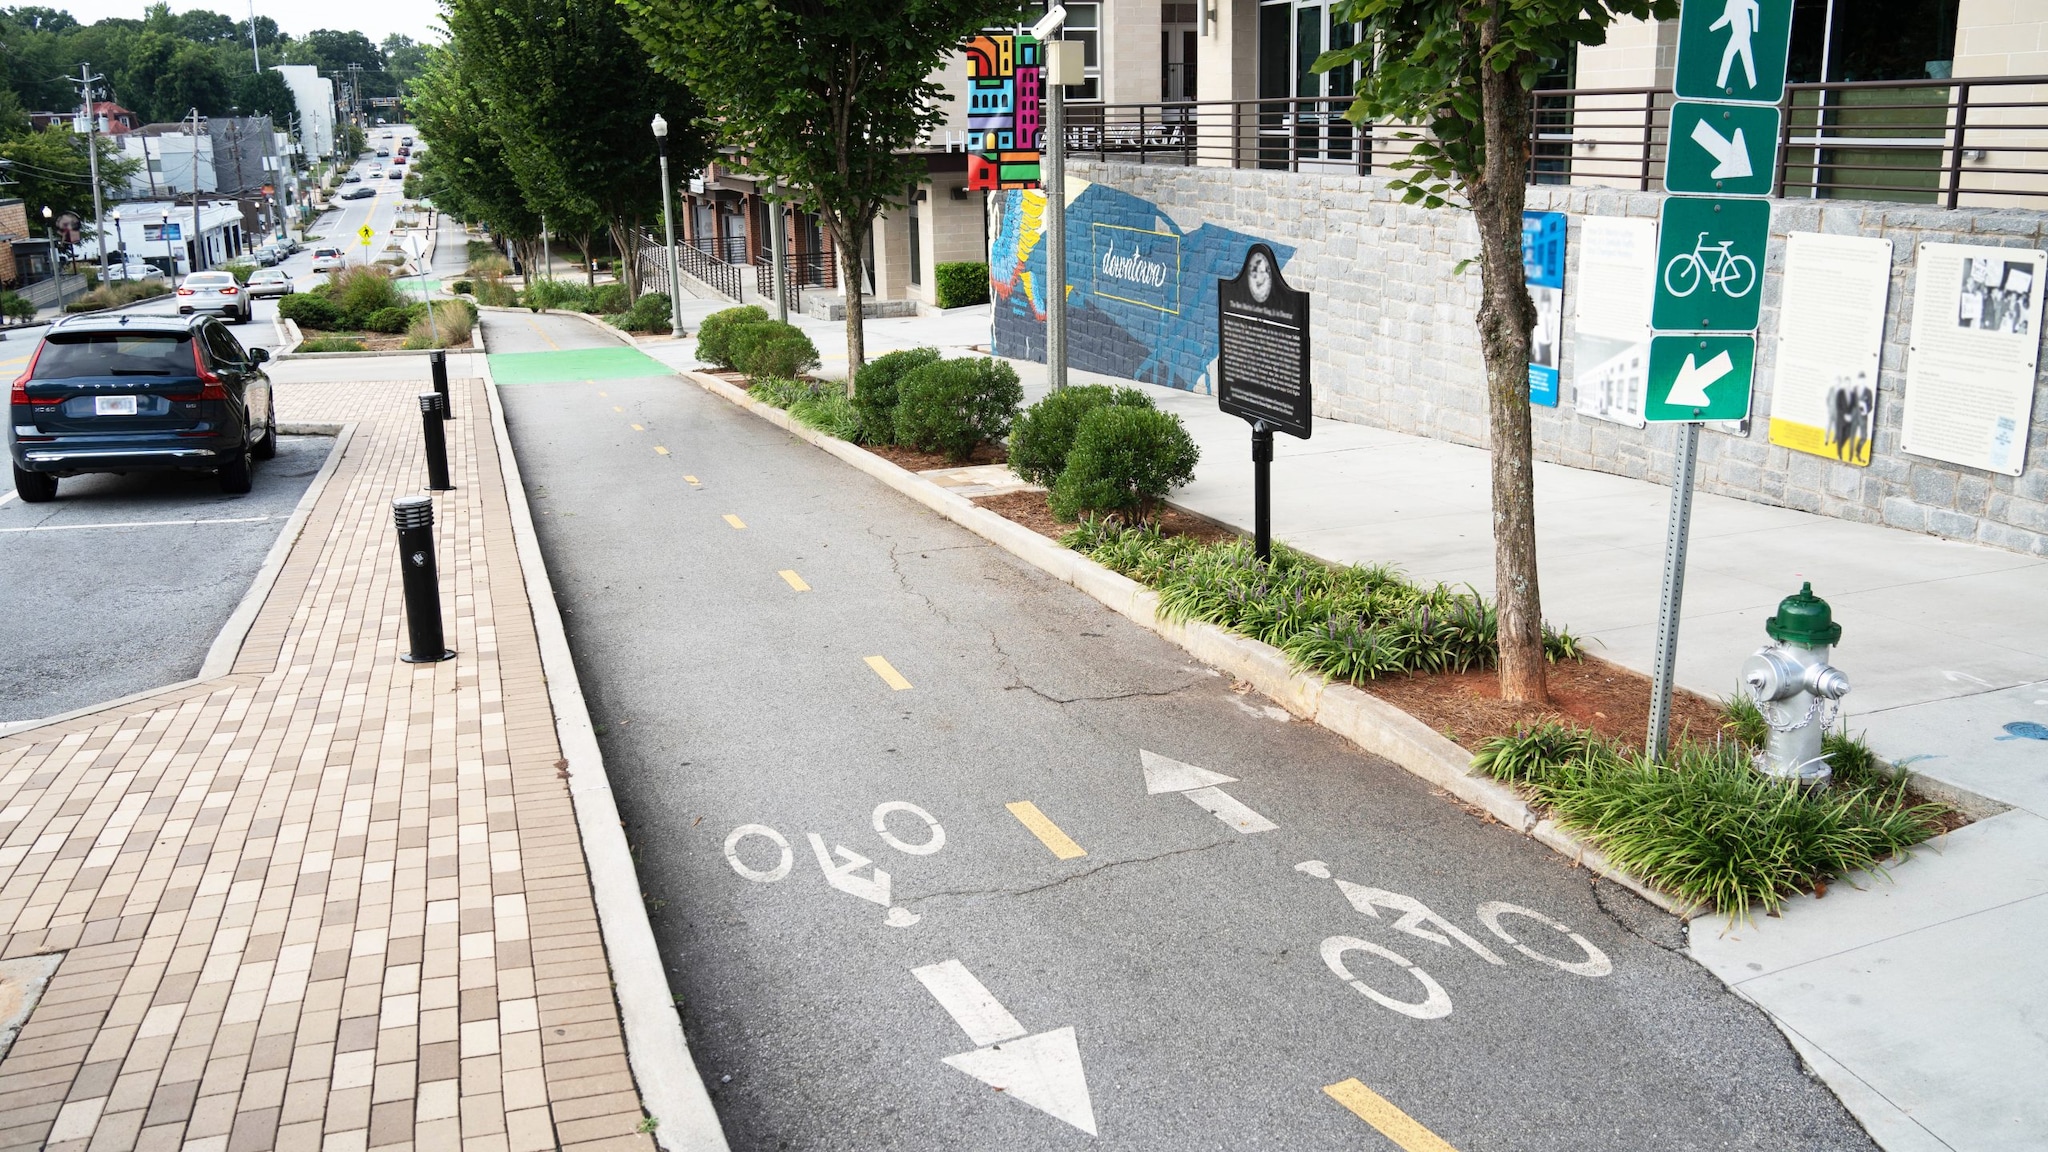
[611,221,643,301]
[828,210,867,382]
[1473,13,1548,705]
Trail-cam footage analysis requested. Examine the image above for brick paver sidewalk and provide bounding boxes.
[0,373,653,1151]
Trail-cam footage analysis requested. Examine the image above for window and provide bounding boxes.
[1022,1,1101,101]
[35,332,193,379]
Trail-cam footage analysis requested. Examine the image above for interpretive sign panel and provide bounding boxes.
[1673,0,1794,105]
[1645,334,1756,423]
[1523,211,1566,407]
[1652,196,1770,333]
[1665,101,1781,197]
[1573,216,1658,428]
[1217,243,1312,440]
[1901,242,2045,476]
[1767,232,1894,466]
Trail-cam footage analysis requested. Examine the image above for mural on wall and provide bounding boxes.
[989,181,1294,392]
[965,34,1044,190]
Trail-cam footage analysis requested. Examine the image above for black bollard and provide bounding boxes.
[392,496,456,663]
[430,349,453,420]
[419,392,453,491]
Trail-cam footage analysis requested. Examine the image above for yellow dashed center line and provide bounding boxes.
[1005,802,1086,859]
[522,316,560,349]
[613,406,623,412]
[655,446,669,456]
[864,656,912,691]
[599,390,609,397]
[1323,1080,1460,1152]
[683,475,700,485]
[723,514,746,529]
[778,569,810,592]
[631,423,644,431]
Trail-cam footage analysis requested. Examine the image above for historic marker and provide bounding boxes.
[1217,243,1311,561]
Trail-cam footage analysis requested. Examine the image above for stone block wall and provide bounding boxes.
[1072,159,2048,556]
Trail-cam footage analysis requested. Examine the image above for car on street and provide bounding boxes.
[177,271,252,323]
[250,246,280,267]
[341,173,362,184]
[375,148,389,157]
[311,247,347,272]
[101,261,165,283]
[387,170,404,180]
[339,186,375,201]
[368,165,384,178]
[245,268,293,298]
[8,313,276,501]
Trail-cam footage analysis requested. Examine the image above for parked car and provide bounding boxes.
[342,173,362,184]
[250,246,280,267]
[245,268,293,298]
[101,261,165,283]
[340,186,375,201]
[177,271,252,323]
[311,247,347,272]
[8,313,275,501]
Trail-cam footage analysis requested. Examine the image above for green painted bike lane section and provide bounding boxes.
[487,345,677,384]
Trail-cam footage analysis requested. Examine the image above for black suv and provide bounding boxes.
[8,314,276,501]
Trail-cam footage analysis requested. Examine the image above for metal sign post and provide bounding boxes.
[1043,37,1082,391]
[1217,243,1312,562]
[1644,0,1792,759]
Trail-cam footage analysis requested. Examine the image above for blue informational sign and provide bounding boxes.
[1522,211,1567,407]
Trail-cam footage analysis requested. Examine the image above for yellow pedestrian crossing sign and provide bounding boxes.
[357,225,375,245]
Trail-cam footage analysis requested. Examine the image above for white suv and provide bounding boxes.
[310,247,346,273]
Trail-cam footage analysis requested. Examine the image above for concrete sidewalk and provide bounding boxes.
[0,362,679,1150]
[634,304,2045,1152]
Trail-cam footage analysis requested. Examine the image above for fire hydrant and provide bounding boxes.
[1741,582,1851,785]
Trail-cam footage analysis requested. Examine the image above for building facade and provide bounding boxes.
[272,65,337,163]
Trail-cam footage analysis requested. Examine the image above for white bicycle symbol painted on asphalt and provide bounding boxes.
[1663,231,1759,299]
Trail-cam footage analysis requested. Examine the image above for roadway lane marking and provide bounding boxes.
[613,406,623,412]
[1322,1079,1460,1152]
[913,960,1099,1135]
[655,446,669,456]
[631,423,643,431]
[683,475,700,485]
[0,515,274,533]
[1140,749,1277,833]
[522,316,560,349]
[778,569,810,592]
[912,959,1026,1046]
[0,491,16,507]
[864,655,911,691]
[722,514,746,529]
[1006,801,1086,859]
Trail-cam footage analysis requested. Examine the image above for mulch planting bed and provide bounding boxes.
[1365,657,1726,755]
[974,490,1235,544]
[870,442,1009,471]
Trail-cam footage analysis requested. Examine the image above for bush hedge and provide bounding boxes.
[614,292,673,334]
[277,292,340,328]
[933,261,990,309]
[586,283,629,315]
[1048,406,1199,522]
[1009,384,1156,488]
[850,347,941,447]
[696,305,768,368]
[521,278,584,312]
[893,356,1022,462]
[363,305,417,334]
[729,321,820,379]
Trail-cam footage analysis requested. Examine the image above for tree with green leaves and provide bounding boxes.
[1317,0,1674,704]
[621,0,1016,376]
[0,127,139,233]
[408,45,545,268]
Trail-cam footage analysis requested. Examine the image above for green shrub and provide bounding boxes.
[363,305,416,334]
[585,283,629,315]
[222,261,255,284]
[521,278,587,312]
[400,299,477,349]
[0,290,32,321]
[789,388,863,440]
[1009,384,1155,487]
[468,252,511,277]
[329,266,404,326]
[893,357,1023,462]
[61,280,172,313]
[473,278,519,307]
[614,292,672,334]
[695,305,768,368]
[299,336,366,352]
[451,279,475,295]
[933,261,990,309]
[749,377,810,409]
[850,347,942,447]
[730,322,820,379]
[1048,406,1199,522]
[278,292,340,329]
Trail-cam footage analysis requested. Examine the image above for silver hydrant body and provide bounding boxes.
[1741,582,1850,785]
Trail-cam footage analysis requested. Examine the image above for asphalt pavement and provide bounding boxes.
[492,309,1876,1152]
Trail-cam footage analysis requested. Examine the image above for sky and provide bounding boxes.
[51,1,444,47]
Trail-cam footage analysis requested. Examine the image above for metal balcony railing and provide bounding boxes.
[1066,73,2048,207]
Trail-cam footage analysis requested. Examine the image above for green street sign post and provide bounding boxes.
[1665,101,1781,197]
[1652,196,1771,332]
[1673,0,1794,104]
[1644,335,1756,423]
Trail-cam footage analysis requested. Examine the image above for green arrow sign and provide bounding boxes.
[1652,196,1771,332]
[1674,0,1793,104]
[1645,335,1756,423]
[1665,101,1780,197]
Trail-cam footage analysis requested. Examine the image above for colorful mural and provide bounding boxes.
[965,35,1044,190]
[989,182,1295,393]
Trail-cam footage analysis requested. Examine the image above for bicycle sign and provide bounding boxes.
[1652,196,1770,332]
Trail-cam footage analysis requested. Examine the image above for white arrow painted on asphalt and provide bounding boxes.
[913,959,1098,1136]
[1140,749,1277,833]
[1690,119,1754,180]
[1666,350,1735,408]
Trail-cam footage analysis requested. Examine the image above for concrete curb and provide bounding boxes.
[684,369,1697,919]
[484,365,732,1151]
[0,423,352,740]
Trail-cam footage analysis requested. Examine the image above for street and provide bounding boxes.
[493,311,1875,1151]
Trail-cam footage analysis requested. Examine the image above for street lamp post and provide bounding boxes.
[41,206,68,313]
[161,212,175,275]
[651,114,685,335]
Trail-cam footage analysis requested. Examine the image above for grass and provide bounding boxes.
[1470,709,1946,918]
[749,377,866,440]
[299,336,366,353]
[401,300,476,349]
[1063,518,1581,681]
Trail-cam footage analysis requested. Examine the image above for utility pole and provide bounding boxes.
[189,107,204,272]
[247,0,261,71]
[69,65,108,275]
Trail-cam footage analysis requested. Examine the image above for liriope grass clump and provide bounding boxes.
[1471,705,1945,917]
[1063,518,1581,681]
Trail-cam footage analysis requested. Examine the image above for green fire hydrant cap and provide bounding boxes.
[1766,581,1842,647]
